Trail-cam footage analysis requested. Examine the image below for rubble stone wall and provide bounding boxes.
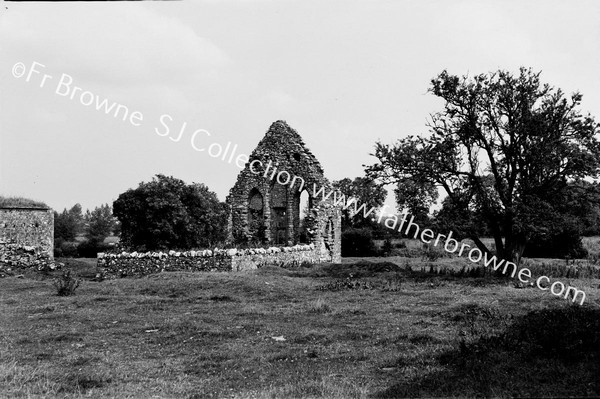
[0,241,54,277]
[230,245,327,271]
[226,120,342,262]
[97,244,324,278]
[0,208,54,272]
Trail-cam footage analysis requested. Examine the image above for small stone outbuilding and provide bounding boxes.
[0,202,54,268]
[226,121,341,262]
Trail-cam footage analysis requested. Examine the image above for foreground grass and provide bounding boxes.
[0,259,599,398]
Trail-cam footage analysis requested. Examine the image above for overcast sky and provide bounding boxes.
[1,0,599,212]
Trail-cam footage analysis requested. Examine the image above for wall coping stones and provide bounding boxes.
[97,243,315,260]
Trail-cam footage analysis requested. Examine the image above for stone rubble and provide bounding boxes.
[96,243,322,278]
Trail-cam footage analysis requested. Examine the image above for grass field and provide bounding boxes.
[1,252,599,398]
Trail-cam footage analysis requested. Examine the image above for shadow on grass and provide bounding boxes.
[288,261,404,279]
[376,305,600,398]
[55,258,98,280]
[289,261,508,289]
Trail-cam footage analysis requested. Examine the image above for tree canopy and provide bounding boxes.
[113,174,227,251]
[367,68,600,262]
[332,176,387,228]
[85,204,117,244]
[54,204,85,243]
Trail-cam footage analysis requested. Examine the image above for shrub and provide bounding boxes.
[53,270,80,296]
[381,274,402,291]
[381,238,393,256]
[394,240,407,249]
[316,278,375,291]
[389,247,422,258]
[341,228,376,257]
[77,239,112,258]
[421,243,444,262]
[113,174,227,251]
[524,227,588,259]
[54,240,78,258]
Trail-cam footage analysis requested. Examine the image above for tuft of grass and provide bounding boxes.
[308,298,332,313]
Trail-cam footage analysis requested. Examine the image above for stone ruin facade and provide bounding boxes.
[226,120,342,263]
[97,120,342,278]
[0,205,54,273]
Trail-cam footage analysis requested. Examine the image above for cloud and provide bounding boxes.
[0,3,230,88]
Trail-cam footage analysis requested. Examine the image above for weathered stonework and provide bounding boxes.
[0,207,54,271]
[226,120,342,263]
[96,120,342,276]
[97,244,322,278]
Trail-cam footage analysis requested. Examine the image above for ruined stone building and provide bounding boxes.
[0,202,54,265]
[227,121,341,262]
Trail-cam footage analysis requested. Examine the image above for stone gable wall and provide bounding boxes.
[226,120,342,262]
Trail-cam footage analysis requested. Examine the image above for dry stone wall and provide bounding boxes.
[97,244,322,278]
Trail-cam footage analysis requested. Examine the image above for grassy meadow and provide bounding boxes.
[1,241,599,398]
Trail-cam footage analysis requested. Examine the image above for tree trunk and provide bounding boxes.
[469,235,494,259]
[500,235,527,266]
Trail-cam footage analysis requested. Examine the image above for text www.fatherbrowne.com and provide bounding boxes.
[246,158,587,306]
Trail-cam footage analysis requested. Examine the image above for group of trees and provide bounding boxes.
[366,67,600,262]
[332,177,387,256]
[54,203,118,257]
[333,68,600,262]
[55,175,228,256]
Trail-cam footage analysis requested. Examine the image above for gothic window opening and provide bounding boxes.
[270,183,288,244]
[298,190,311,244]
[248,188,265,243]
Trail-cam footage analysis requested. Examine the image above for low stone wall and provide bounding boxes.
[231,245,329,271]
[97,244,325,278]
[0,239,55,277]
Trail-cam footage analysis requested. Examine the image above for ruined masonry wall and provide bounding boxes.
[226,120,342,262]
[0,208,54,268]
[97,244,326,278]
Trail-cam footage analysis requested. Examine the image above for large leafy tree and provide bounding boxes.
[113,174,227,251]
[367,68,600,263]
[332,176,387,228]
